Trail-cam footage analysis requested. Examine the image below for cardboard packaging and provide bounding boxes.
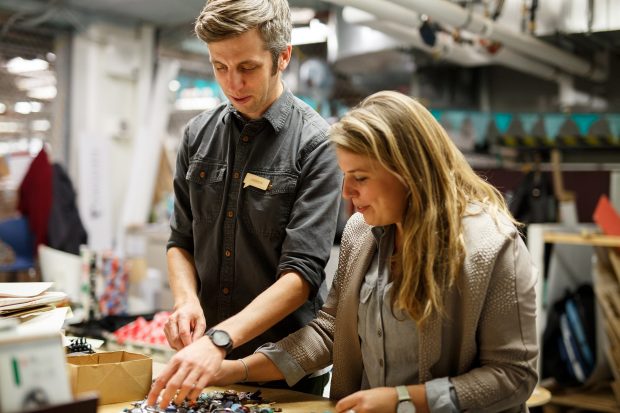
[66,351,152,405]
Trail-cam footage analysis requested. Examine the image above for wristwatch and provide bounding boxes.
[396,385,416,413]
[205,328,233,355]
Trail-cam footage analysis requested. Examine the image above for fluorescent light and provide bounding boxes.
[0,122,20,133]
[15,72,56,90]
[27,86,57,100]
[6,57,49,74]
[32,120,51,132]
[292,19,329,45]
[29,102,43,113]
[14,102,32,114]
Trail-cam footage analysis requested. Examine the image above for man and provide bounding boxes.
[147,0,341,408]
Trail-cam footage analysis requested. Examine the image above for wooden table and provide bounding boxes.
[97,383,553,412]
[542,384,620,413]
[98,384,336,413]
[528,386,552,407]
[97,362,336,412]
[95,360,553,412]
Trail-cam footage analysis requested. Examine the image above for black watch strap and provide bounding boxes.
[206,328,233,355]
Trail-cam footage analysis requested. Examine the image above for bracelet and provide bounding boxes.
[239,358,249,383]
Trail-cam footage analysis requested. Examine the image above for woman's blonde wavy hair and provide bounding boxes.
[330,90,518,324]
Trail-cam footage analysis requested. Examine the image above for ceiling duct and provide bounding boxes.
[387,0,607,81]
[323,0,418,28]
[333,2,607,108]
[342,6,488,67]
[340,4,559,81]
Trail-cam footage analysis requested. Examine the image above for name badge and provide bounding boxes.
[243,173,270,191]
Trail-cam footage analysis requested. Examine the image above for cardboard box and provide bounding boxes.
[66,351,152,405]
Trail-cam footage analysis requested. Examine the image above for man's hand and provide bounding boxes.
[147,336,226,408]
[164,299,206,350]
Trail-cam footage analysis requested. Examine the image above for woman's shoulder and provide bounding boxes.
[340,213,372,246]
[462,205,519,255]
[343,212,371,234]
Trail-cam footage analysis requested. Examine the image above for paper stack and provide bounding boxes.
[0,282,67,318]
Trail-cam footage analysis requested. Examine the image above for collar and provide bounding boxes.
[371,224,394,244]
[219,83,293,134]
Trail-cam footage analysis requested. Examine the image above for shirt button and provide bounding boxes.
[227,210,234,218]
[241,136,249,143]
[199,170,206,178]
[224,249,232,257]
[377,329,382,337]
[233,171,240,179]
[222,287,230,295]
[379,358,384,368]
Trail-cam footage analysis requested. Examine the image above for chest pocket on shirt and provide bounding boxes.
[186,161,227,224]
[357,278,377,340]
[241,171,298,240]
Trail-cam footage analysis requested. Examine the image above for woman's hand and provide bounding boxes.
[336,385,429,413]
[335,387,398,413]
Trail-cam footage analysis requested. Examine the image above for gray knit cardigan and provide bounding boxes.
[272,210,538,412]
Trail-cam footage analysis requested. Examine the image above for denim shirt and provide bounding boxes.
[168,88,342,359]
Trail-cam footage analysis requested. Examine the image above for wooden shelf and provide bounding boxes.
[543,232,620,247]
[544,384,620,413]
[541,233,620,412]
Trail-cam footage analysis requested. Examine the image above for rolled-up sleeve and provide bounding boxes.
[167,126,194,254]
[426,377,460,413]
[451,231,538,412]
[278,136,342,298]
[256,342,308,386]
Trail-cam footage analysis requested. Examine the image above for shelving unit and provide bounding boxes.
[540,231,620,413]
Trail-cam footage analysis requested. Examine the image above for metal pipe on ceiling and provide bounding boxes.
[342,6,489,67]
[387,0,607,81]
[321,0,419,29]
[342,5,558,81]
[322,0,607,107]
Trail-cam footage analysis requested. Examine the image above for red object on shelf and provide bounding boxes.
[593,195,620,253]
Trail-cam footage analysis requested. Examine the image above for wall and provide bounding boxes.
[70,22,155,251]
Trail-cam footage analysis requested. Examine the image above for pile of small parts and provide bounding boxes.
[123,389,282,413]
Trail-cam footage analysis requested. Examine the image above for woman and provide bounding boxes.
[214,91,538,413]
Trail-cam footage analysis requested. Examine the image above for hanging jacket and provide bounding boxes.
[18,149,52,249]
[47,163,88,254]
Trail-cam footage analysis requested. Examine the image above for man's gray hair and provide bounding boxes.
[195,0,292,72]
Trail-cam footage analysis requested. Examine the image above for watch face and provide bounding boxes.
[397,401,416,413]
[211,330,230,346]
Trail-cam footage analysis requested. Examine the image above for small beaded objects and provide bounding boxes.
[123,389,282,413]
